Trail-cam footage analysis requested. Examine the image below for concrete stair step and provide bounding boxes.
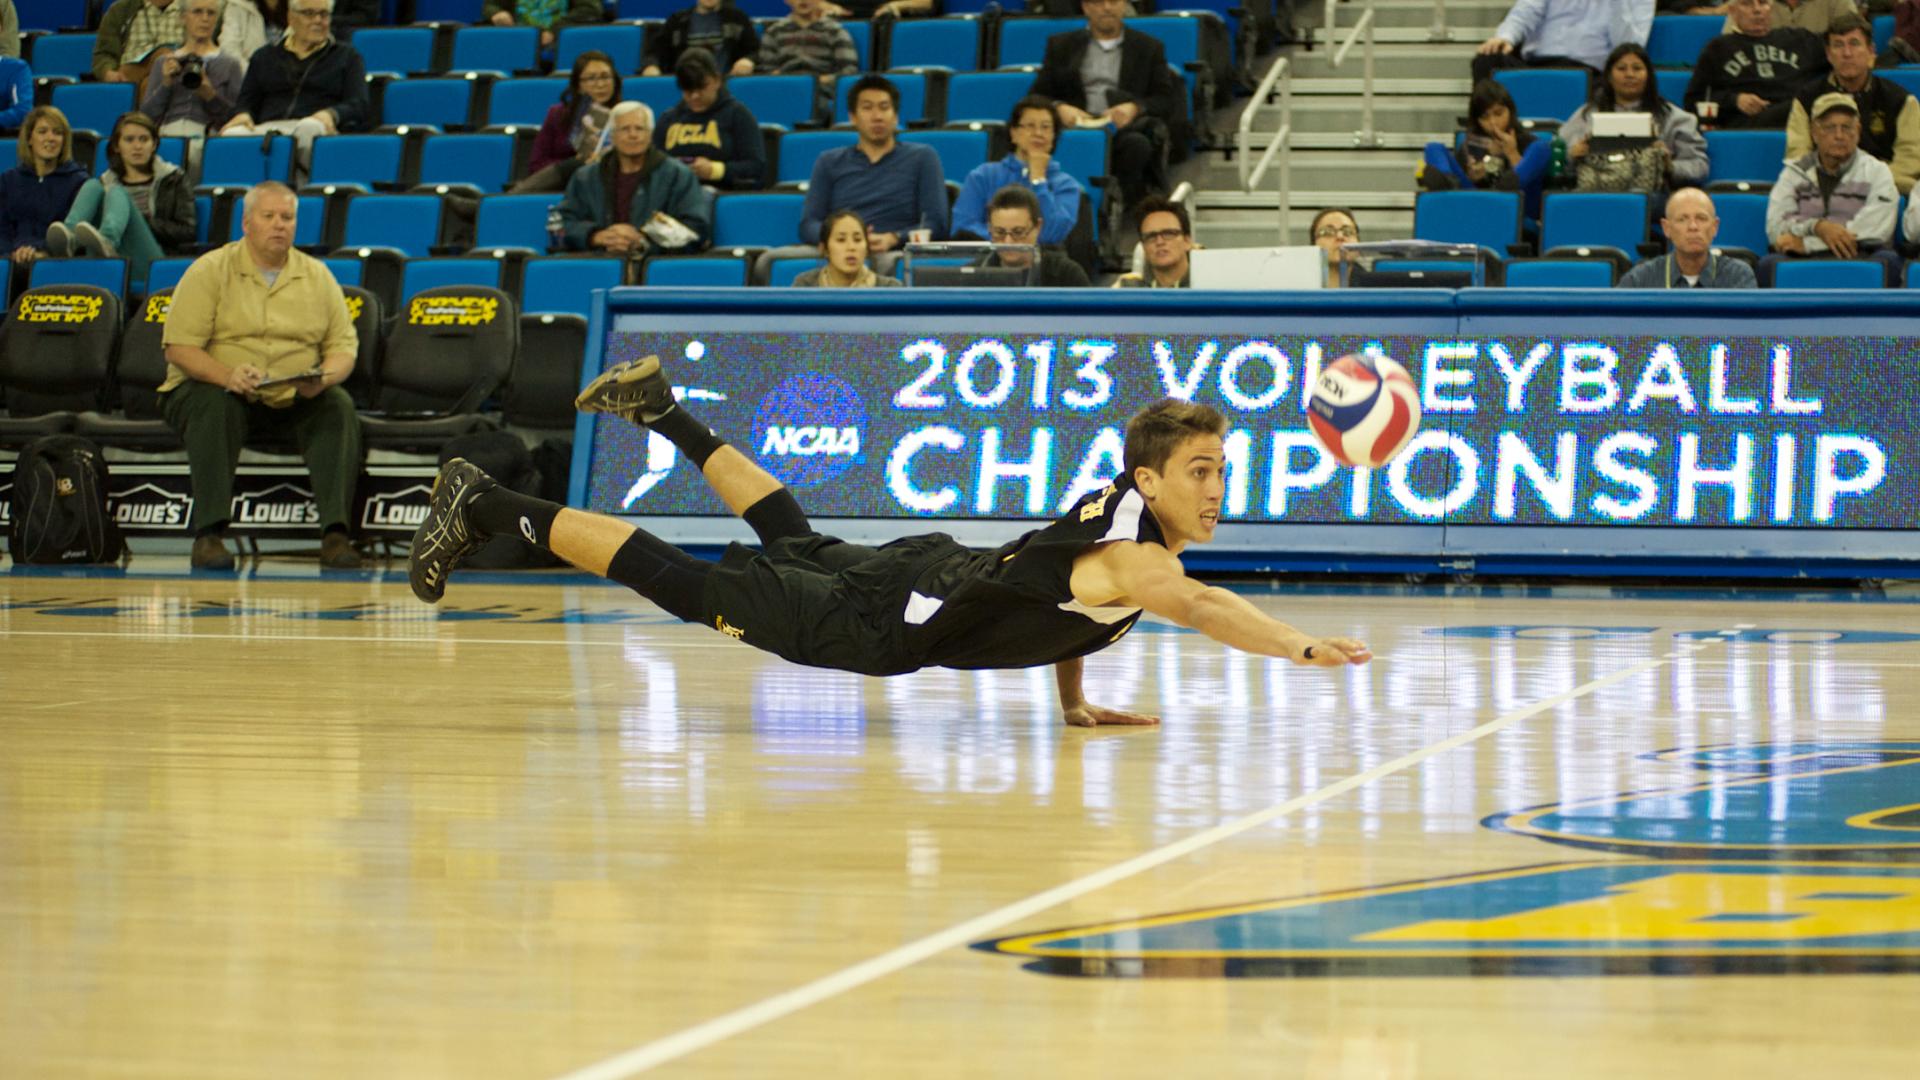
[1286,45,1474,80]
[1287,75,1474,96]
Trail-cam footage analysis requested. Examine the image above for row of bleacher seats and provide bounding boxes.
[16,13,1228,88]
[1487,256,1920,289]
[1414,188,1920,287]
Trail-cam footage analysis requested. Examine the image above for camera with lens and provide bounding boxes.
[179,55,204,89]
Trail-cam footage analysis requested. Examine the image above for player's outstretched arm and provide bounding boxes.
[1054,655,1160,728]
[1093,542,1372,666]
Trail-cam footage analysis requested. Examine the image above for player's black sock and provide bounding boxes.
[650,404,726,470]
[742,489,811,546]
[605,526,711,623]
[467,485,561,548]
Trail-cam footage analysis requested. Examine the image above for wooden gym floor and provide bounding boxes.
[2,561,1917,1079]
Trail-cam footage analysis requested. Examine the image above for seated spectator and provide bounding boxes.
[1030,0,1183,217]
[93,0,186,86]
[1618,187,1760,286]
[220,0,370,178]
[757,0,859,111]
[973,185,1091,287]
[655,49,765,190]
[1311,206,1360,288]
[1685,0,1828,129]
[642,0,759,77]
[2,106,88,271]
[484,0,603,56]
[46,112,193,287]
[952,96,1086,247]
[558,101,712,255]
[0,46,28,131]
[1785,14,1920,193]
[1668,0,1857,34]
[220,0,288,73]
[513,49,620,195]
[1421,80,1552,218]
[141,0,242,173]
[1763,92,1902,281]
[1112,195,1192,287]
[159,181,363,570]
[799,75,946,249]
[1562,43,1709,190]
[791,208,903,286]
[1474,0,1654,83]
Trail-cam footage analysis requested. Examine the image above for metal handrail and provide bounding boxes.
[1235,54,1293,242]
[1431,0,1450,41]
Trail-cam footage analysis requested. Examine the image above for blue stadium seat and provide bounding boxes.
[557,24,645,73]
[621,75,682,118]
[1055,127,1109,235]
[615,0,678,15]
[775,130,857,185]
[1708,192,1769,253]
[1770,260,1886,289]
[16,0,89,33]
[1706,129,1788,185]
[416,133,515,194]
[341,195,444,258]
[834,72,931,125]
[735,0,787,16]
[308,134,405,191]
[1540,192,1648,256]
[193,193,212,245]
[845,20,872,70]
[1648,16,1726,68]
[521,257,623,317]
[27,32,93,80]
[475,193,562,250]
[1906,259,1920,287]
[713,192,807,247]
[901,129,991,186]
[401,257,504,301]
[487,78,568,127]
[1875,14,1894,52]
[0,141,14,172]
[451,26,540,75]
[323,257,365,287]
[0,258,8,304]
[1655,68,1689,105]
[1503,259,1615,288]
[1413,190,1523,253]
[641,257,749,287]
[412,0,484,20]
[1130,16,1204,72]
[49,82,134,136]
[727,75,818,129]
[945,71,1034,124]
[30,257,130,299]
[381,77,476,130]
[887,17,981,71]
[1879,68,1920,98]
[767,255,820,286]
[997,18,1081,67]
[354,26,435,76]
[144,257,197,294]
[1493,68,1590,123]
[200,134,294,187]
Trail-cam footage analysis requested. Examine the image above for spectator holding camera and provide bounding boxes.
[141,0,241,167]
[1422,79,1552,217]
[1561,42,1709,189]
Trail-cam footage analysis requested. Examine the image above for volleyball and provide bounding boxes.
[1307,353,1421,469]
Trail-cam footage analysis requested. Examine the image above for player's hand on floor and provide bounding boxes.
[1063,703,1161,728]
[1297,638,1372,666]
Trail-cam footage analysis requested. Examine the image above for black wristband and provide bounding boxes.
[1304,646,1317,660]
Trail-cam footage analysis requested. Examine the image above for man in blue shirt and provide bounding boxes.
[1474,0,1654,84]
[799,74,946,251]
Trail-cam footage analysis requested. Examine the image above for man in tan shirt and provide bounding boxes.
[160,181,362,569]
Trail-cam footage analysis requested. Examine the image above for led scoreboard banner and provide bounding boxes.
[568,290,1920,576]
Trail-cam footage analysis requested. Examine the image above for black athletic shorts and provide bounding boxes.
[699,532,968,676]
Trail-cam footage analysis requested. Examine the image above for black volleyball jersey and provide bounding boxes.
[902,476,1168,670]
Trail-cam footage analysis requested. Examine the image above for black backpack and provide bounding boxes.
[439,430,561,569]
[6,435,127,564]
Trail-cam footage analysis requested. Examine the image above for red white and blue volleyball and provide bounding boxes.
[1307,353,1421,469]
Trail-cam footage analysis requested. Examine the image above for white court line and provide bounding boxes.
[547,632,1732,1080]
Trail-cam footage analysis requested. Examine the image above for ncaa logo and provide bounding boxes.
[752,371,867,487]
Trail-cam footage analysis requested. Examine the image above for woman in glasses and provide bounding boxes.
[513,49,624,194]
[951,95,1084,247]
[1310,207,1360,288]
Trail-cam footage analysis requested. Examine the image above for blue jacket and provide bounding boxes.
[558,148,712,252]
[1423,136,1552,220]
[0,159,90,254]
[951,155,1084,246]
[0,56,32,130]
